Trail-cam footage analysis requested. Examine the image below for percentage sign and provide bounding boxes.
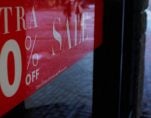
[25,35,39,70]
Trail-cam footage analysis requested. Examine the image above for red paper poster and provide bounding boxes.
[0,0,102,116]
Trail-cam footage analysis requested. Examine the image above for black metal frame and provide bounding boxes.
[93,0,148,118]
[93,0,124,118]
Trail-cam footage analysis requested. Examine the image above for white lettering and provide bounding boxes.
[0,40,22,97]
[53,18,62,50]
[74,15,78,46]
[66,19,72,49]
[82,14,85,42]
[29,7,38,29]
[16,6,26,31]
[0,7,12,34]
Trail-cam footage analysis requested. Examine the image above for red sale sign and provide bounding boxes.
[0,0,102,116]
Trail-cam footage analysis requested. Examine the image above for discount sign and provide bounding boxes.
[0,0,96,116]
